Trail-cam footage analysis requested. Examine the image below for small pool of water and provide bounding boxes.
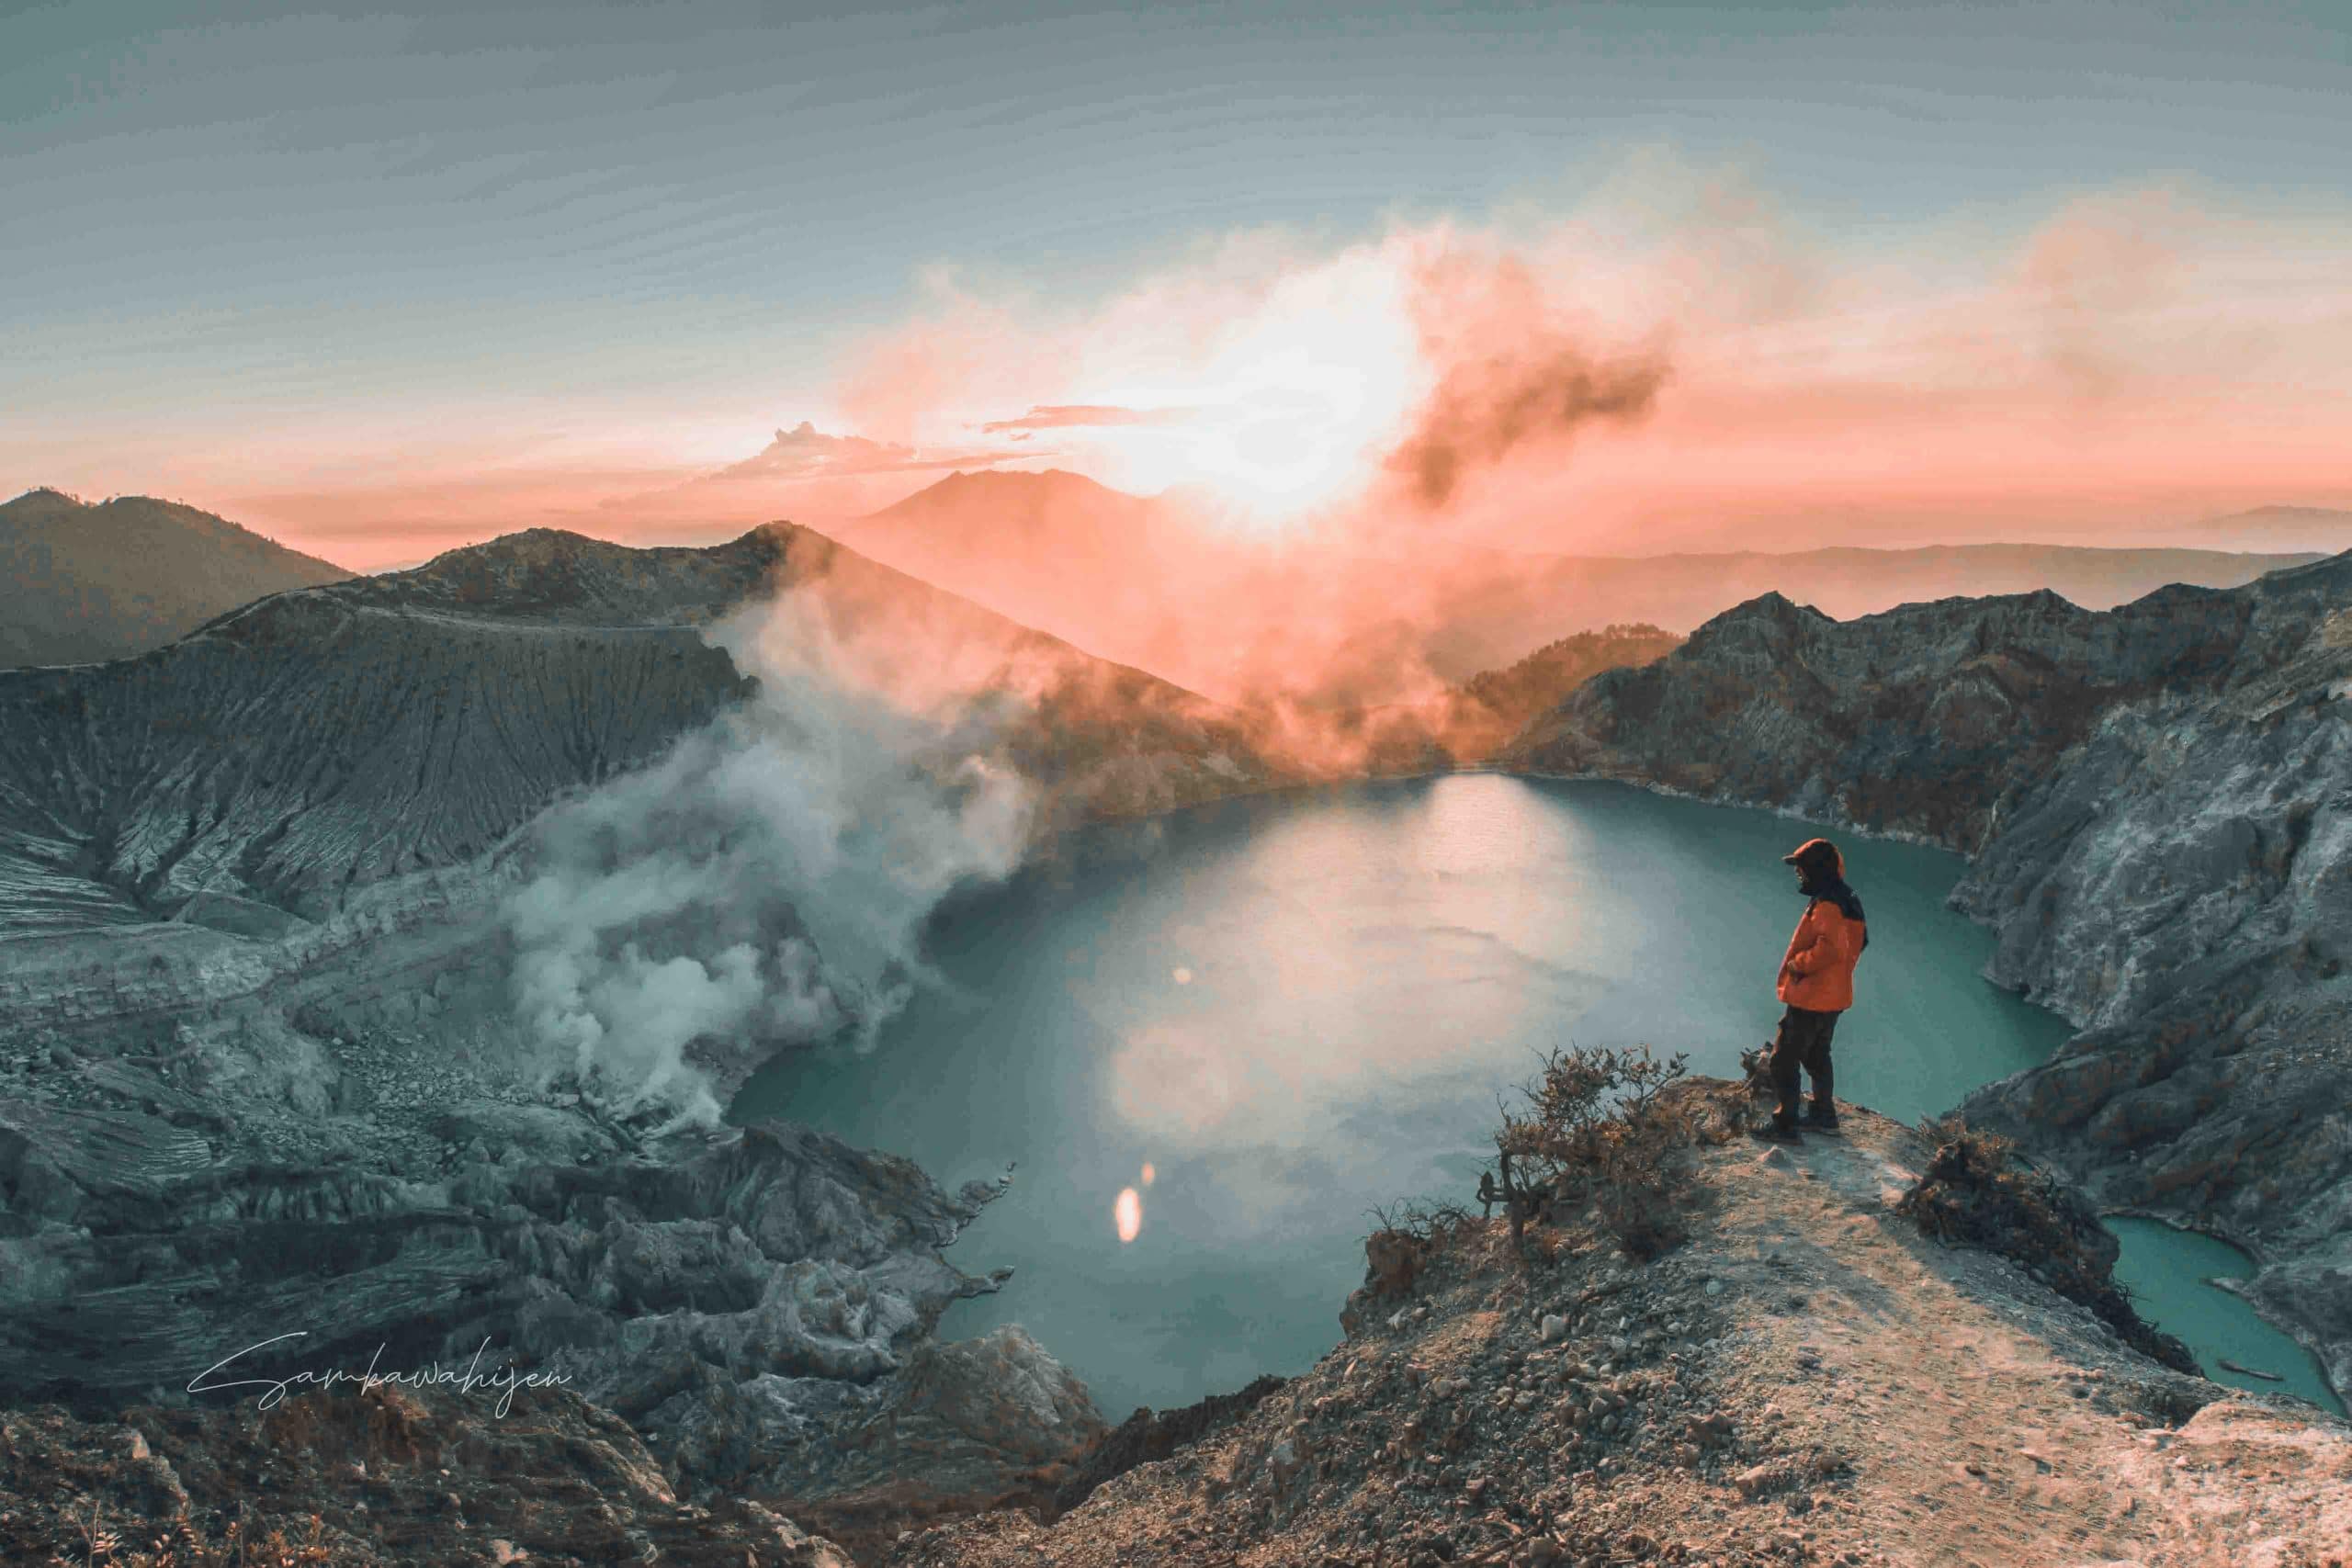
[2107,1216,2344,1416]
[730,775,2341,1418]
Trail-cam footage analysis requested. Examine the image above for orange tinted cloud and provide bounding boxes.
[820,174,2350,550]
[782,172,2350,725]
[718,422,1029,479]
[107,168,2352,581]
[979,404,1192,433]
[599,422,1045,531]
[1383,251,1670,508]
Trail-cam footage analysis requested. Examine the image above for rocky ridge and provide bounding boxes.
[897,1086,2351,1567]
[0,523,1284,935]
[1506,555,2352,1404]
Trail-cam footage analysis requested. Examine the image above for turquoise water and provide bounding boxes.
[729,775,2334,1417]
[2108,1216,2343,1416]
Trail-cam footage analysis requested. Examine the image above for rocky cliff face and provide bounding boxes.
[1507,555,2352,1404]
[0,522,1294,1547]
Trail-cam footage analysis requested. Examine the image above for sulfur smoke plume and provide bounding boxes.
[1385,343,1668,508]
[1382,252,1671,510]
[503,576,1036,1127]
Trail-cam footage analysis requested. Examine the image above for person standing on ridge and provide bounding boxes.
[1759,837,1867,1142]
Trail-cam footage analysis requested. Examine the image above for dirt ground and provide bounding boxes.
[891,1090,2352,1568]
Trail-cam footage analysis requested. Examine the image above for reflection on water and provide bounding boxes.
[733,776,2079,1416]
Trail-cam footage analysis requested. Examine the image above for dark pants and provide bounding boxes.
[1769,1004,1839,1127]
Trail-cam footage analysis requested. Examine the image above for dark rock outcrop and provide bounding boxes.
[1506,554,2352,1403]
[0,525,773,932]
[0,1383,859,1566]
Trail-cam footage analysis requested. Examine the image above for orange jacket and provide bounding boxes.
[1778,897,1865,1012]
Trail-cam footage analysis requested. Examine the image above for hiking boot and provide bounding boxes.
[1750,1120,1804,1145]
[1803,1102,1841,1134]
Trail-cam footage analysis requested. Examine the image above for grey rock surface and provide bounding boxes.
[0,521,1297,1520]
[1507,553,2352,1405]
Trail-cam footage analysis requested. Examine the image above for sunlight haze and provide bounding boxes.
[6,1,2349,570]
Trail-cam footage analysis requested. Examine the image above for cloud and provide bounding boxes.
[2012,187,2200,400]
[722,421,1035,479]
[592,422,1051,528]
[819,219,1688,523]
[169,164,2352,578]
[814,166,2352,552]
[752,166,2351,750]
[979,404,1193,434]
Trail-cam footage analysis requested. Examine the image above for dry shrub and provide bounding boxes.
[1360,1199,1480,1297]
[1356,1046,1696,1286]
[1896,1116,2196,1374]
[1498,1044,1694,1259]
[51,1506,338,1568]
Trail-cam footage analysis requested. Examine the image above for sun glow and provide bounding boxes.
[1079,247,1432,526]
[1114,1186,1144,1244]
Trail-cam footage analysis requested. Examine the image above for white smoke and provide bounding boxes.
[503,582,1038,1126]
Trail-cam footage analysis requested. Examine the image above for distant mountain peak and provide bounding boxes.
[2222,502,2352,522]
[2,491,351,668]
[9,486,91,513]
[1702,589,1813,626]
[2183,502,2352,548]
[867,467,1138,518]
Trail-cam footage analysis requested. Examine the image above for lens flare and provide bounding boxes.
[1140,1161,1157,1187]
[1114,1186,1144,1244]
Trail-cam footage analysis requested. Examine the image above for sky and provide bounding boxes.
[5,0,2350,569]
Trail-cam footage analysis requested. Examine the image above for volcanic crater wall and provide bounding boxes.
[0,520,1293,1525]
[1506,554,2352,1401]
